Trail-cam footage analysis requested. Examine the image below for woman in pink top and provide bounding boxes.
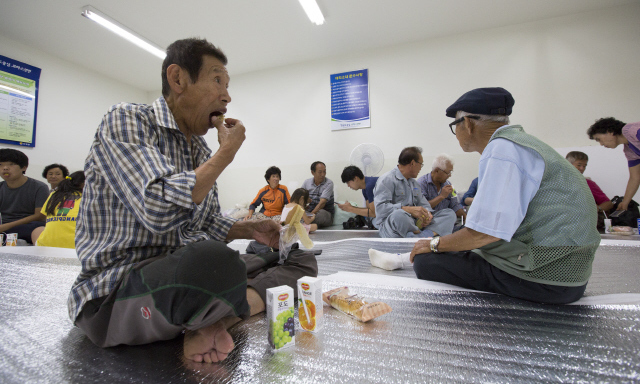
[588,117,640,211]
[565,151,614,212]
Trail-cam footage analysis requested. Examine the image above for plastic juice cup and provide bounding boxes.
[0,233,3,246]
[297,276,323,333]
[266,285,295,350]
[5,233,17,246]
[604,219,612,234]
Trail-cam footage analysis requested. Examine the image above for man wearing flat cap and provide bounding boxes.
[409,87,600,304]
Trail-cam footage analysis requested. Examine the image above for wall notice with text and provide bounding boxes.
[330,69,370,131]
[0,55,41,147]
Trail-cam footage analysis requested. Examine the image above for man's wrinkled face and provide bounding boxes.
[312,164,326,184]
[0,162,26,182]
[181,56,231,138]
[571,160,588,174]
[409,154,424,179]
[454,120,473,152]
[433,162,453,184]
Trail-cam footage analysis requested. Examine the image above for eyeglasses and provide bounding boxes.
[437,167,452,176]
[449,115,480,135]
[415,160,424,168]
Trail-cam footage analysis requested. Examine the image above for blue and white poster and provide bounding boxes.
[0,55,41,147]
[330,69,370,131]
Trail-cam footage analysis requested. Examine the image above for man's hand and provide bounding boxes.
[250,220,281,249]
[410,239,432,263]
[336,201,354,212]
[215,118,246,157]
[440,185,454,198]
[403,206,432,228]
[226,220,281,248]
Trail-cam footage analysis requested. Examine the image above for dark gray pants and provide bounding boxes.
[312,209,333,228]
[413,250,587,304]
[76,240,317,347]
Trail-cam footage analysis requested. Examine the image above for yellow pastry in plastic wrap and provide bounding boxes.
[322,286,392,322]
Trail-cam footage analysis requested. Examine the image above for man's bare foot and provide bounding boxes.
[184,320,236,363]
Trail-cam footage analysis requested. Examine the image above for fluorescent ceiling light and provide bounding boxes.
[298,0,325,25]
[0,84,35,99]
[81,6,166,59]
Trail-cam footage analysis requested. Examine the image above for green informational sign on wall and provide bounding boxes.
[0,55,41,147]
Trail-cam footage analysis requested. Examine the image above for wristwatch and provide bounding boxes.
[430,236,441,253]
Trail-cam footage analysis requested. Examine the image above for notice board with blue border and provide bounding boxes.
[0,55,41,147]
[330,69,370,131]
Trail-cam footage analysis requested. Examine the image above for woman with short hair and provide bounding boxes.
[587,117,640,211]
[244,166,291,221]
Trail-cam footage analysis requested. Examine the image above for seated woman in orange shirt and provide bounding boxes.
[244,166,291,221]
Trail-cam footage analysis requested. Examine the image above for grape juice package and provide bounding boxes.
[266,285,295,350]
[297,276,322,333]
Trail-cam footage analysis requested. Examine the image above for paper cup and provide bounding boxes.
[6,233,17,246]
[604,219,612,234]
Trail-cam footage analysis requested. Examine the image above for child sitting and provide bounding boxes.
[31,171,85,248]
[281,188,317,233]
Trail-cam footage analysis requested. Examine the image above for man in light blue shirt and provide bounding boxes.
[373,147,456,238]
[407,87,599,304]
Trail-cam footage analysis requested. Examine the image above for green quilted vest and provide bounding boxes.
[474,125,601,286]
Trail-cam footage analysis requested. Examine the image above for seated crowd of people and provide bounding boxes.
[0,37,638,366]
[0,149,84,248]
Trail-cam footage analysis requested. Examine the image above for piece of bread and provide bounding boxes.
[322,286,392,322]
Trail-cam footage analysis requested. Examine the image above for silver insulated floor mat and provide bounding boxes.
[1,239,639,383]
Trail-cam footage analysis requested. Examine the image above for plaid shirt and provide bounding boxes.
[68,97,236,321]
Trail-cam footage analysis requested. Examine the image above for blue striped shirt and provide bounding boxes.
[68,97,236,321]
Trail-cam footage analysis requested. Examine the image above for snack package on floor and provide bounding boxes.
[266,285,295,350]
[297,276,322,332]
[322,286,392,323]
[279,205,314,262]
[611,226,634,235]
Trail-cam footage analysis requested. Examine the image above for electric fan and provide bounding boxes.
[349,143,384,176]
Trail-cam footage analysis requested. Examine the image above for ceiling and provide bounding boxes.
[1,0,636,91]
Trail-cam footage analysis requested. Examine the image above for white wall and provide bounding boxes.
[0,34,148,184]
[2,3,639,209]
[216,3,640,209]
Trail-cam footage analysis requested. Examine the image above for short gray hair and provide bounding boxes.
[456,110,509,125]
[432,153,454,171]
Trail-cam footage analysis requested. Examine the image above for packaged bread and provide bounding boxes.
[322,286,392,322]
[611,226,634,235]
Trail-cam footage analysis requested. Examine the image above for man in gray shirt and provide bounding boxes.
[373,147,456,238]
[301,161,334,228]
[0,148,48,243]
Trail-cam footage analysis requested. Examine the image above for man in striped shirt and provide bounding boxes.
[69,38,317,364]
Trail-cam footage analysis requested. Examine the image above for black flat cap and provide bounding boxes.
[445,87,515,118]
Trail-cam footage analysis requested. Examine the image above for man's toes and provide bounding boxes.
[214,350,229,362]
[214,328,235,354]
[203,353,212,364]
